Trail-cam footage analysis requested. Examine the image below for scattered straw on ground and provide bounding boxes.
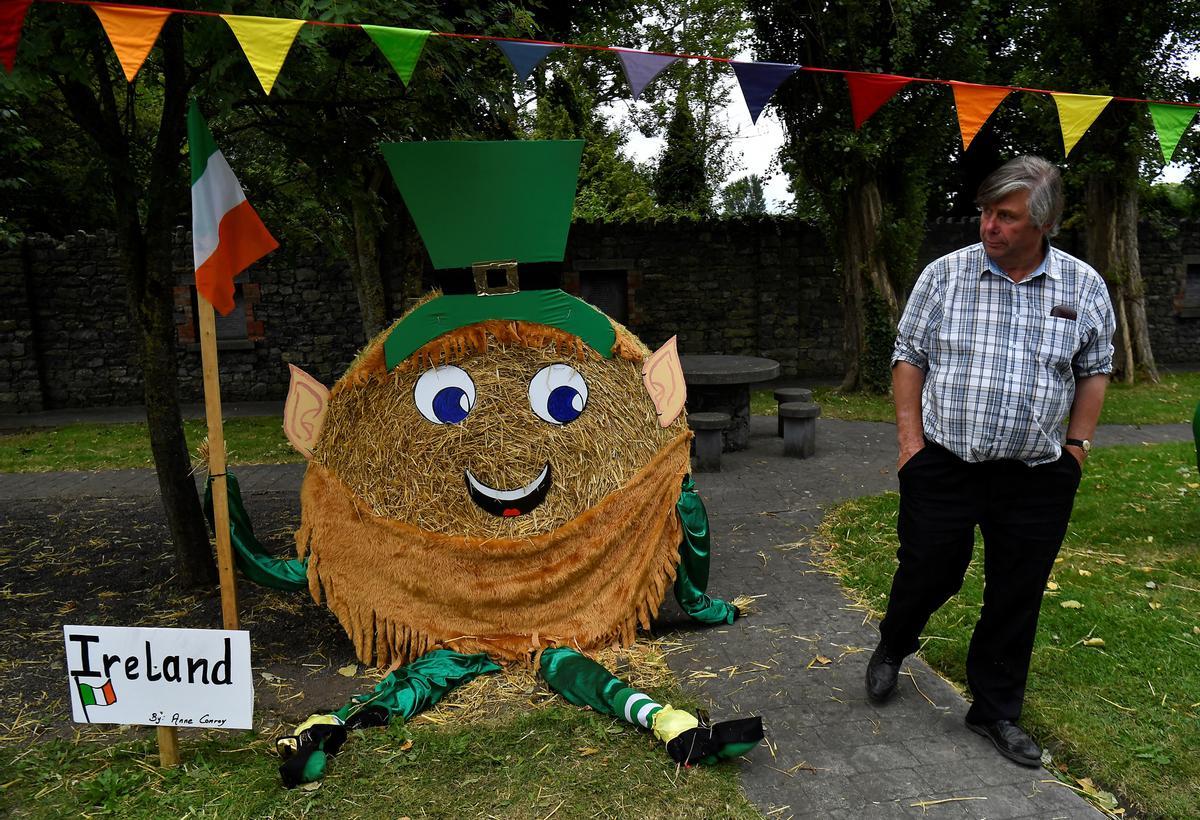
[406,638,684,728]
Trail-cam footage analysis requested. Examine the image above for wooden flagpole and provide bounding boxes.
[197,293,239,631]
[151,292,239,768]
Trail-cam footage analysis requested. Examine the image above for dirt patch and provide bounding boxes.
[0,490,699,748]
[0,492,369,743]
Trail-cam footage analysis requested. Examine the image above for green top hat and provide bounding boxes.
[378,139,613,370]
[381,140,584,270]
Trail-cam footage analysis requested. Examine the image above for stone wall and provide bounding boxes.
[0,239,42,412]
[566,218,844,376]
[2,216,1198,413]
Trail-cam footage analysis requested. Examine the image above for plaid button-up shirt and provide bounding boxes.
[892,242,1115,466]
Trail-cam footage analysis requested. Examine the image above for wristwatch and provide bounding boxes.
[1065,437,1091,454]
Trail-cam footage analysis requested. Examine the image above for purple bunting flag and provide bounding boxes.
[732,60,801,124]
[495,40,560,83]
[616,49,679,100]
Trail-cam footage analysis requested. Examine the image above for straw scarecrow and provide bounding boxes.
[273,141,762,787]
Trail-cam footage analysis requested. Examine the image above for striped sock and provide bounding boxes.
[615,689,663,729]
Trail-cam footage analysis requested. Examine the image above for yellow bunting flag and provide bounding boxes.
[1051,92,1112,157]
[221,14,304,95]
[91,4,170,82]
[950,82,1011,151]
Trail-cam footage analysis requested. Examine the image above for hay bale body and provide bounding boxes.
[297,299,692,668]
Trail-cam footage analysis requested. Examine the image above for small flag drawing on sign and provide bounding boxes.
[77,678,117,707]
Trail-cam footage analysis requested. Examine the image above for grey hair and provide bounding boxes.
[975,155,1064,236]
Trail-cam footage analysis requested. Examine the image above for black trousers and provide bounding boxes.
[878,441,1081,723]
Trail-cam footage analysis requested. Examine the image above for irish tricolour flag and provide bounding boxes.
[188,100,277,315]
[77,678,117,707]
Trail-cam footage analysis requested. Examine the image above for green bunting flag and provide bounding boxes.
[361,25,430,85]
[1148,102,1198,164]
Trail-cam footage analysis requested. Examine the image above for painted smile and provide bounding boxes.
[464,463,552,518]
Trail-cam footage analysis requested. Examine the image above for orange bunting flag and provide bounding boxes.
[91,4,171,83]
[1051,92,1112,157]
[950,82,1011,150]
[845,72,911,128]
[221,14,304,95]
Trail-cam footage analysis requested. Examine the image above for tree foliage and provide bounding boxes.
[720,173,766,215]
[1009,0,1200,383]
[652,88,710,214]
[628,0,751,208]
[748,0,995,391]
[530,74,658,221]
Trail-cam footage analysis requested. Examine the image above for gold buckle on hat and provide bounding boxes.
[472,260,519,295]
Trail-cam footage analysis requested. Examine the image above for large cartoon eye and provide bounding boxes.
[529,364,588,425]
[414,365,476,425]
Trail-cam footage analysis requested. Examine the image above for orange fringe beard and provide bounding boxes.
[296,431,694,668]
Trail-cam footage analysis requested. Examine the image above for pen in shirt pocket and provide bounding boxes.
[1050,304,1078,321]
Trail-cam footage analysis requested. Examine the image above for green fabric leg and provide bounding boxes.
[674,477,737,625]
[539,648,663,730]
[333,649,501,724]
[203,472,309,591]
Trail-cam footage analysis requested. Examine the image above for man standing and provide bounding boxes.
[865,156,1115,766]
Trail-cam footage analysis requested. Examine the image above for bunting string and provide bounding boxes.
[9,0,1200,161]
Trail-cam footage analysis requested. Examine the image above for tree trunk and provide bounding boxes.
[838,174,900,393]
[141,20,215,586]
[58,17,215,587]
[347,165,389,340]
[1084,173,1159,384]
[124,227,217,587]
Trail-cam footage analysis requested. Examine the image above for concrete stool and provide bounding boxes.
[774,387,814,437]
[779,401,820,458]
[689,412,730,472]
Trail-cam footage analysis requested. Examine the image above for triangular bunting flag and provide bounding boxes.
[92,4,171,83]
[845,72,911,128]
[1,0,32,73]
[950,82,1011,151]
[1051,92,1112,157]
[616,49,679,100]
[495,40,559,83]
[221,14,304,95]
[732,60,801,124]
[1148,102,1198,164]
[188,100,278,315]
[361,25,430,86]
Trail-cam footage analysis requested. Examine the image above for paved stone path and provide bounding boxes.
[2,415,1190,818]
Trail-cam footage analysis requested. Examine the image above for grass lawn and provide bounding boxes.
[820,441,1200,819]
[1,371,1194,474]
[0,698,760,819]
[0,416,301,472]
[752,370,1200,425]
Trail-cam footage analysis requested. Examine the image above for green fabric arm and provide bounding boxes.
[673,476,737,625]
[333,649,501,723]
[203,472,309,592]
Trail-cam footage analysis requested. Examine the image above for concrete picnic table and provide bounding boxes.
[679,355,780,451]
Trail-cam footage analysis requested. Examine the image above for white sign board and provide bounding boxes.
[63,625,253,730]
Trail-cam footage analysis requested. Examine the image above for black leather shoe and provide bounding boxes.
[966,718,1041,767]
[865,645,903,703]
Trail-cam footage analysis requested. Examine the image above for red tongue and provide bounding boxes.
[502,508,521,517]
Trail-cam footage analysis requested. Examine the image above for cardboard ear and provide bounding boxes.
[284,364,330,459]
[642,335,686,428]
